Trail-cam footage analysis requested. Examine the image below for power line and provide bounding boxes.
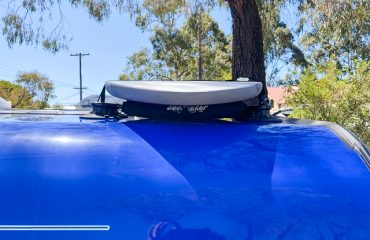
[85,88,99,94]
[56,92,80,102]
[70,44,118,78]
[0,68,17,76]
[70,52,89,102]
[50,78,76,88]
[0,71,17,80]
[86,56,117,78]
[83,60,109,81]
[0,61,20,72]
[0,66,18,74]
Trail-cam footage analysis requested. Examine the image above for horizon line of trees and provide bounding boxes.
[0,71,55,109]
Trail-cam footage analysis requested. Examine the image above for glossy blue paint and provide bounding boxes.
[0,116,369,239]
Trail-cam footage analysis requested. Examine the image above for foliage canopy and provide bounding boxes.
[120,12,231,80]
[0,80,33,108]
[0,72,55,109]
[298,0,369,68]
[16,71,55,109]
[286,60,370,146]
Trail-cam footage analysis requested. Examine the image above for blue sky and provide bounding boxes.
[0,4,231,105]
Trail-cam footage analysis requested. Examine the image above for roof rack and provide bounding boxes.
[91,80,278,121]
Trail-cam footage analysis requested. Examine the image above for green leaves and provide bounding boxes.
[287,59,370,146]
[1,0,113,52]
[2,13,35,47]
[84,0,111,21]
[119,48,168,80]
[120,12,231,80]
[15,71,55,108]
[0,74,55,109]
[0,80,33,109]
[298,0,370,68]
[283,1,369,144]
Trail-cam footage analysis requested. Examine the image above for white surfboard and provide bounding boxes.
[105,80,262,106]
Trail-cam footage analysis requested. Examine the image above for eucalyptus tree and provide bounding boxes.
[0,71,54,109]
[297,0,369,70]
[16,71,55,108]
[121,1,304,85]
[120,12,232,81]
[1,0,279,96]
[0,80,33,108]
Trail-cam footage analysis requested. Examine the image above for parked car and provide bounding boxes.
[0,109,369,240]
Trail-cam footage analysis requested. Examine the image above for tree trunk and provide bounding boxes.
[198,11,203,81]
[227,0,267,96]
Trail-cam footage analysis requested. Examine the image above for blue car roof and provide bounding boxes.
[0,113,369,239]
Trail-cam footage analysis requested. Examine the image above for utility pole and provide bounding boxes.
[70,53,89,102]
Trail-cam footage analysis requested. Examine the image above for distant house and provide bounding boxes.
[268,86,298,113]
[0,97,11,109]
